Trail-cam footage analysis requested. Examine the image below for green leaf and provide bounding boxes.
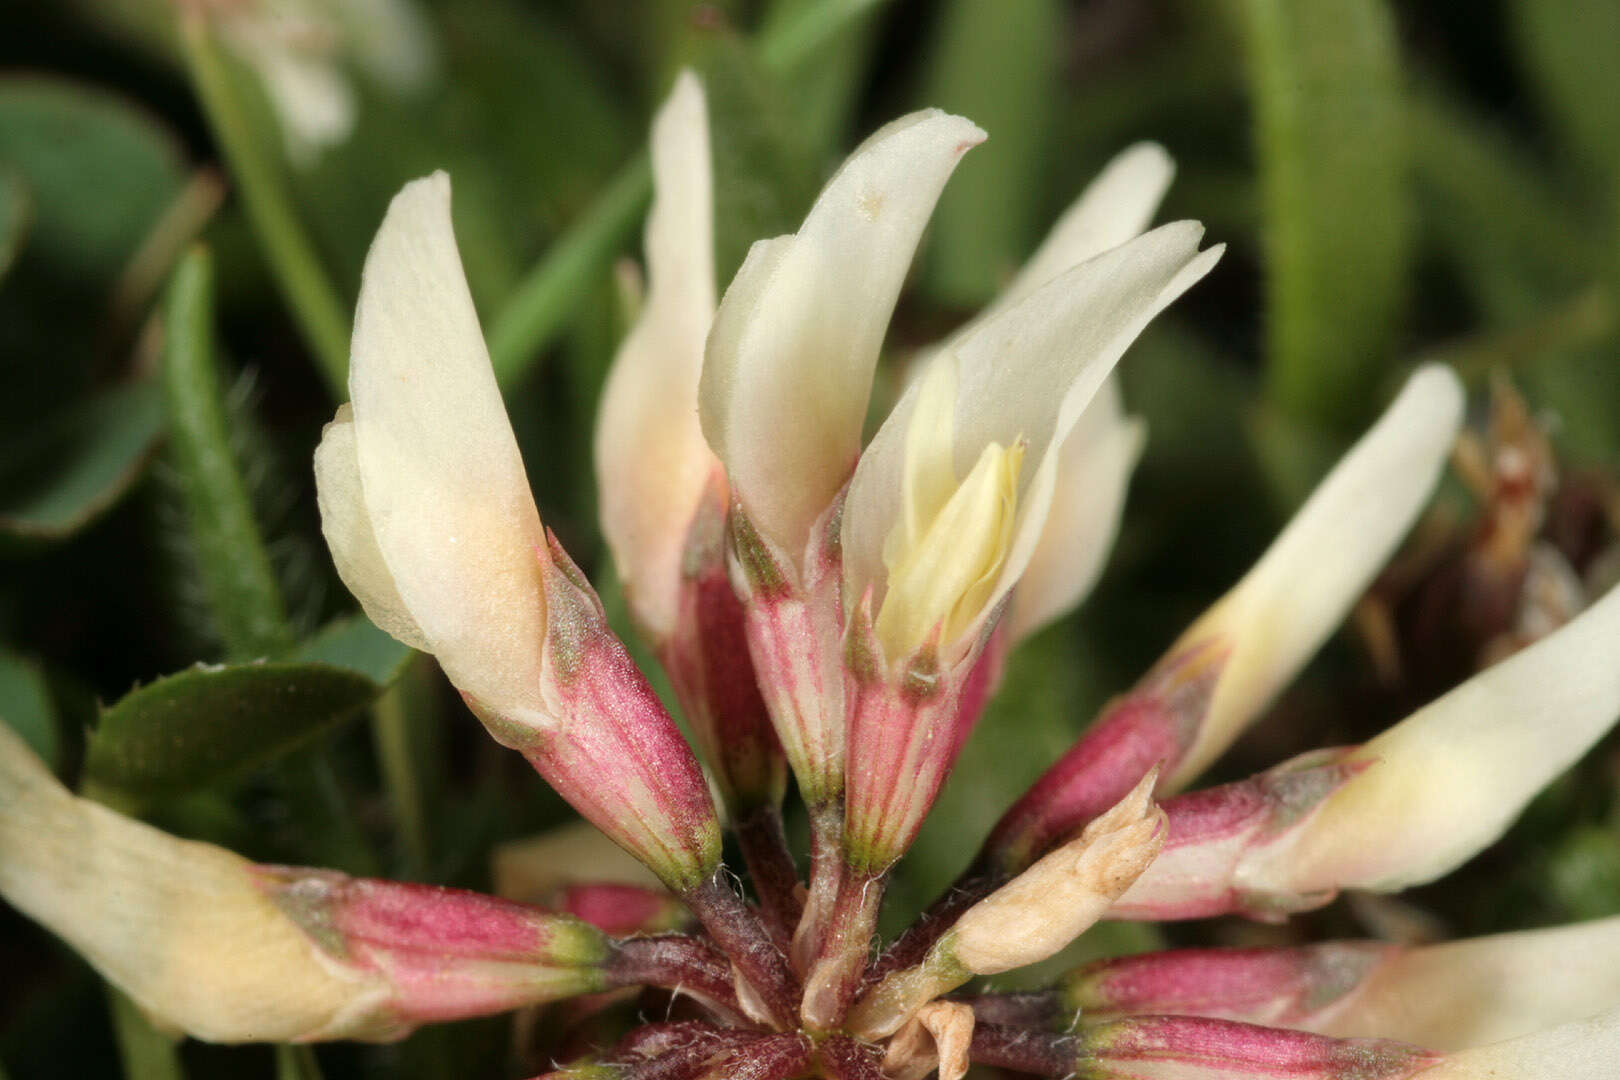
[0,378,163,548]
[1240,0,1411,432]
[0,167,30,284]
[291,613,416,686]
[1408,88,1594,325]
[180,16,351,394]
[161,247,292,660]
[0,76,185,283]
[680,21,820,289]
[486,0,891,388]
[84,616,410,798]
[0,649,59,769]
[1510,0,1620,179]
[913,0,1062,306]
[275,1045,325,1080]
[107,988,184,1080]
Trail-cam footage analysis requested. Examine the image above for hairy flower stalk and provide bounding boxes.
[8,71,1620,1079]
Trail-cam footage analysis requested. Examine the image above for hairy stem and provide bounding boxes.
[969,1024,1078,1076]
[680,872,799,1029]
[959,990,1067,1031]
[733,802,804,946]
[608,935,747,1026]
[801,866,886,1029]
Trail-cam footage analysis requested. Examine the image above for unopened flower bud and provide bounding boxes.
[0,724,608,1043]
[1075,1016,1438,1080]
[849,773,1164,1039]
[1061,940,1394,1030]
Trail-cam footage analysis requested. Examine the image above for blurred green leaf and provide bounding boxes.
[0,168,29,283]
[913,0,1062,306]
[683,22,820,288]
[760,0,882,158]
[0,76,185,283]
[0,649,59,769]
[1511,0,1620,179]
[1240,0,1411,432]
[1543,823,1620,920]
[275,1045,325,1080]
[84,645,406,798]
[0,378,163,548]
[107,988,183,1080]
[488,0,891,387]
[292,613,415,686]
[181,15,351,394]
[161,247,293,659]
[1409,88,1593,324]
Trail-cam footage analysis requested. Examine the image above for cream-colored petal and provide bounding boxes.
[974,142,1178,342]
[700,110,985,561]
[1006,376,1145,641]
[843,223,1221,624]
[596,71,719,640]
[313,405,429,652]
[1163,364,1465,790]
[346,173,552,728]
[0,723,392,1043]
[952,769,1164,976]
[1420,1008,1620,1080]
[1319,917,1620,1050]
[1243,578,1620,895]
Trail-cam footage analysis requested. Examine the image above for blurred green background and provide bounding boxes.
[2,0,1619,1076]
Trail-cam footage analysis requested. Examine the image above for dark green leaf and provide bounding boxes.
[107,988,184,1080]
[0,167,29,284]
[275,1045,325,1080]
[0,649,59,769]
[1240,0,1411,431]
[84,624,407,798]
[291,614,415,688]
[1511,0,1620,179]
[0,378,163,548]
[1409,88,1594,325]
[913,0,1062,306]
[161,247,292,659]
[681,21,820,288]
[0,76,186,283]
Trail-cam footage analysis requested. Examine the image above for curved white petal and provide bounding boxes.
[1243,577,1620,895]
[958,142,1176,350]
[939,144,1172,642]
[1421,1008,1620,1080]
[313,405,429,652]
[596,71,718,639]
[0,723,391,1043]
[1006,377,1145,642]
[1321,917,1620,1050]
[700,110,985,560]
[1163,364,1466,789]
[843,222,1222,629]
[343,172,551,728]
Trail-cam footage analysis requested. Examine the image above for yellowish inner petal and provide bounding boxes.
[876,368,1024,661]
